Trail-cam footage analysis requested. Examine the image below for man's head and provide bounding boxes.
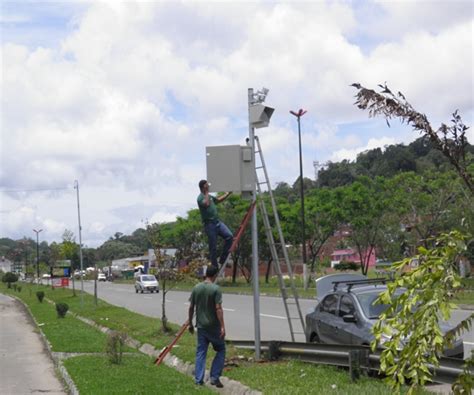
[205,265,218,279]
[199,179,208,192]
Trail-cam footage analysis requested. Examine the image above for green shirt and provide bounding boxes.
[190,282,222,330]
[197,193,218,223]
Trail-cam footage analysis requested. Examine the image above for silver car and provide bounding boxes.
[135,274,159,294]
[305,274,464,359]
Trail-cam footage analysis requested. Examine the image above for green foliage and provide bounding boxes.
[55,302,69,318]
[334,262,359,271]
[36,291,45,303]
[105,331,126,364]
[371,231,473,394]
[2,272,19,288]
[17,285,22,292]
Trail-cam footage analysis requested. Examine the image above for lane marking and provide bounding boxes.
[260,314,286,320]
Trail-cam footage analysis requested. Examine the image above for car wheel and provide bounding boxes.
[135,288,138,293]
[140,289,144,293]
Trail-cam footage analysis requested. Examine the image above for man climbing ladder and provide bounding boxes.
[197,179,233,268]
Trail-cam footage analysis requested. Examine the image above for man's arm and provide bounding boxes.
[216,191,232,203]
[215,303,225,338]
[188,302,195,334]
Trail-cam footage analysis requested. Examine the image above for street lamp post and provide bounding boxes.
[290,109,308,289]
[33,229,43,283]
[74,180,84,308]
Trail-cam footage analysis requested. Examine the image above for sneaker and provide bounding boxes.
[210,379,224,388]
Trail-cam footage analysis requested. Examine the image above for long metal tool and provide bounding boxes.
[154,202,256,366]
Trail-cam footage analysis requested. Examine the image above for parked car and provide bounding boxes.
[97,273,106,282]
[305,274,464,359]
[135,274,159,293]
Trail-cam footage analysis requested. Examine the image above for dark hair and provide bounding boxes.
[199,179,207,191]
[205,265,218,278]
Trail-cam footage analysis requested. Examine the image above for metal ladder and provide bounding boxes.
[254,135,305,341]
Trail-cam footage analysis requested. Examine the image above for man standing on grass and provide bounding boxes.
[197,179,233,268]
[188,265,226,388]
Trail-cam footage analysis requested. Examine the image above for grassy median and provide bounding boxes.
[1,282,435,394]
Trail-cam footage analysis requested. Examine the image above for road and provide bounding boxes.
[75,280,473,357]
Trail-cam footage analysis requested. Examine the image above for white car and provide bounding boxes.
[135,274,159,293]
[98,273,106,282]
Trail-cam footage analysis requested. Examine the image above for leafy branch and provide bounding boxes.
[371,231,473,394]
[352,83,473,194]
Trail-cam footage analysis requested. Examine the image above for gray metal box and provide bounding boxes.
[206,145,255,193]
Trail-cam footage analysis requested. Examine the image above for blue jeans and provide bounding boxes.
[195,328,226,384]
[204,221,233,267]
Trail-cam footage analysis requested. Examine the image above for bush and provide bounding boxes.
[56,302,69,318]
[36,291,45,303]
[12,283,17,291]
[2,272,19,288]
[106,331,126,364]
[334,262,359,271]
[17,285,22,293]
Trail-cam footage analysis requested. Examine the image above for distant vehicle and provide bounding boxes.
[135,274,159,294]
[97,273,106,282]
[305,274,464,359]
[42,274,51,279]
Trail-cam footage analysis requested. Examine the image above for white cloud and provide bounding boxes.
[1,1,472,246]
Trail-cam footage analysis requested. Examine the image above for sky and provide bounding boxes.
[1,0,473,248]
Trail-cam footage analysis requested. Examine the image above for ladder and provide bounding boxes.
[254,135,305,342]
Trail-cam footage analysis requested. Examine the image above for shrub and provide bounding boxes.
[334,262,359,271]
[2,272,19,288]
[55,302,69,318]
[36,291,45,303]
[17,285,22,293]
[106,331,126,364]
[12,283,17,291]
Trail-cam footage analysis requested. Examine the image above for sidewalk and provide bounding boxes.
[0,293,66,395]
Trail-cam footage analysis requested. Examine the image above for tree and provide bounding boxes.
[372,231,473,394]
[340,177,387,275]
[146,222,199,332]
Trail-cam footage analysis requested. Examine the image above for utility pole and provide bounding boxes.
[33,229,43,284]
[74,180,84,307]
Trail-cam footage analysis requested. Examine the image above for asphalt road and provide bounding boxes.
[74,280,473,357]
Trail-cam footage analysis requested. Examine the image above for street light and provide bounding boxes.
[290,109,307,288]
[33,229,43,283]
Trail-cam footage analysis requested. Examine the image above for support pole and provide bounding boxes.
[248,88,261,360]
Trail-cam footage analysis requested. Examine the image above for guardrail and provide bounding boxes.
[227,340,470,385]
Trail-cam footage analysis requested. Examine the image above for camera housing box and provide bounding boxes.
[206,145,255,193]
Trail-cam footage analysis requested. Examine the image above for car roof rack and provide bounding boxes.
[332,278,388,292]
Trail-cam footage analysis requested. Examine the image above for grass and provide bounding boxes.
[63,354,213,394]
[0,282,458,394]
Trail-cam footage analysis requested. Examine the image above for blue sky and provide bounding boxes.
[1,1,472,247]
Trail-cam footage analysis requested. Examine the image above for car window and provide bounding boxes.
[141,275,155,281]
[339,295,356,317]
[356,289,404,318]
[320,294,338,315]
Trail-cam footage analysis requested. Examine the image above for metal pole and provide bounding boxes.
[297,116,307,264]
[74,180,84,307]
[33,229,42,284]
[291,109,307,289]
[248,88,261,360]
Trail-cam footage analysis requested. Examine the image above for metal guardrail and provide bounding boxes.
[227,340,471,385]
